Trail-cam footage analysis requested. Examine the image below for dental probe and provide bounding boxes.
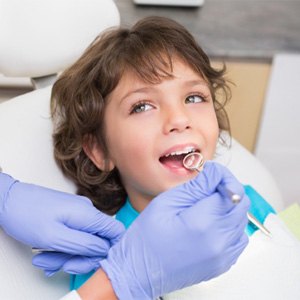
[247,211,272,237]
[31,248,54,254]
[182,152,272,238]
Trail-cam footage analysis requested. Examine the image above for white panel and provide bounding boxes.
[256,53,300,207]
[0,0,120,77]
[133,0,204,6]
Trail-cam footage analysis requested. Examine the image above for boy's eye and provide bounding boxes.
[130,102,154,114]
[185,95,204,104]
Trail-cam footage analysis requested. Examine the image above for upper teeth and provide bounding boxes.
[164,147,196,157]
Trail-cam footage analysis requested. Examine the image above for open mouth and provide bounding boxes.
[159,147,200,169]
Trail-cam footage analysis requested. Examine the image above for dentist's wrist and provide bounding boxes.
[100,257,152,300]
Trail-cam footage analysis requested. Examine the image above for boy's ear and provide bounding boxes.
[83,135,115,172]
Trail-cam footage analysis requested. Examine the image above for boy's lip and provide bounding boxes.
[159,143,200,158]
[159,143,201,172]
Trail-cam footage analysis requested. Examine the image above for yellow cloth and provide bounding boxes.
[279,203,300,241]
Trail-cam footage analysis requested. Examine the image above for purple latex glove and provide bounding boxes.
[0,173,125,274]
[100,162,250,299]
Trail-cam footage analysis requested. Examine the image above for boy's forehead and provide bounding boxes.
[108,60,209,103]
[120,58,206,88]
[106,70,146,103]
[122,68,144,84]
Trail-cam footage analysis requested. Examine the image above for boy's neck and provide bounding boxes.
[126,191,153,212]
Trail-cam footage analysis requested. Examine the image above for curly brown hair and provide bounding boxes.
[51,16,231,215]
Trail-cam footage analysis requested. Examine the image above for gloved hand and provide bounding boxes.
[99,162,250,299]
[0,173,125,274]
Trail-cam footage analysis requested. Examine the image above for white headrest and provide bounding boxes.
[0,86,76,193]
[0,0,120,77]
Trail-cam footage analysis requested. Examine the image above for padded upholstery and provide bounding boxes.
[0,227,69,299]
[0,86,76,193]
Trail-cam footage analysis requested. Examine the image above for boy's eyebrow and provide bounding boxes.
[120,79,209,103]
[120,87,153,103]
[183,79,209,87]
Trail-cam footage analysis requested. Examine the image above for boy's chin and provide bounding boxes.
[163,174,197,190]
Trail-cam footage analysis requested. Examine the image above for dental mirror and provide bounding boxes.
[183,152,240,203]
[182,152,205,172]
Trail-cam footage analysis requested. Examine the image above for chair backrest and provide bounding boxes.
[0,0,120,80]
[0,86,76,193]
[0,86,284,211]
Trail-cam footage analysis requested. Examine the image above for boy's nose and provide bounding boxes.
[163,106,191,134]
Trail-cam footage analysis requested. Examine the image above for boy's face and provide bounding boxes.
[91,59,219,211]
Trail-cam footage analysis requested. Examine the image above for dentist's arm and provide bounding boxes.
[0,162,249,300]
[75,162,250,300]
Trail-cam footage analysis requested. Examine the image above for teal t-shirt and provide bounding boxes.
[70,184,276,290]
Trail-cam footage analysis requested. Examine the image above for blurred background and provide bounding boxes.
[1,0,299,207]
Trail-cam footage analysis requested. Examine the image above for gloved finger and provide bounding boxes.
[33,252,104,275]
[208,213,248,260]
[221,215,249,248]
[214,164,245,203]
[222,194,250,228]
[150,162,238,212]
[226,232,249,265]
[178,192,234,229]
[48,224,112,256]
[62,255,103,274]
[213,232,249,279]
[63,208,125,245]
[32,252,72,271]
[178,191,249,239]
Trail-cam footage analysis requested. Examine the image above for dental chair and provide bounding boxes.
[0,1,283,299]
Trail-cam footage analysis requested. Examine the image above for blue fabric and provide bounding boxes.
[244,185,276,235]
[70,185,276,290]
[115,199,139,229]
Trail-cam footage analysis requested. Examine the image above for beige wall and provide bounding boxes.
[212,60,271,152]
